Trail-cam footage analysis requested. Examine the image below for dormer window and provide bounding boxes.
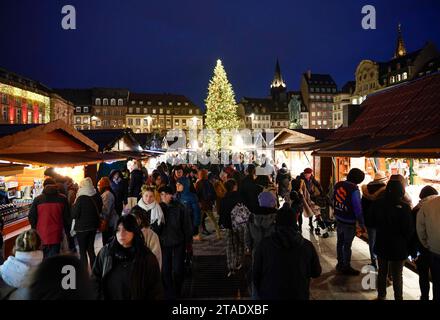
[95,98,101,106]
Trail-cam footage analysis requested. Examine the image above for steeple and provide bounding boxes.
[270,59,286,100]
[394,23,407,58]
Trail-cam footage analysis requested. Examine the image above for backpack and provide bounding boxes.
[231,203,251,231]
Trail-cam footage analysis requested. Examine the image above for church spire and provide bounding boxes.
[271,59,286,89]
[394,23,407,58]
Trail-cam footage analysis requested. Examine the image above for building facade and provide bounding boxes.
[0,67,51,125]
[125,93,203,134]
[49,93,74,126]
[55,89,92,130]
[239,60,292,134]
[300,70,337,129]
[333,81,355,129]
[92,88,129,129]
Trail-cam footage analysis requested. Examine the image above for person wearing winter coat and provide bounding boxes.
[98,177,119,246]
[219,179,247,277]
[417,187,440,301]
[410,186,438,300]
[245,191,278,299]
[361,171,388,269]
[128,160,145,200]
[175,177,201,239]
[239,164,263,214]
[137,186,165,235]
[0,229,43,289]
[130,205,162,271]
[92,214,163,300]
[333,168,366,276]
[300,168,325,233]
[158,186,193,299]
[195,169,221,239]
[28,178,70,259]
[276,163,291,199]
[253,205,322,300]
[109,169,128,215]
[71,177,103,271]
[370,179,414,300]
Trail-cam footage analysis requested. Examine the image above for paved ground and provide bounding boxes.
[89,215,432,300]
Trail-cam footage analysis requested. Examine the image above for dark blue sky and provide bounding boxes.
[1,0,439,108]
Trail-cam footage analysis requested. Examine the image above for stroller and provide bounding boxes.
[312,195,335,238]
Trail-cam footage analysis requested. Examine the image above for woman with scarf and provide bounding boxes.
[71,177,103,271]
[137,185,165,235]
[91,214,163,300]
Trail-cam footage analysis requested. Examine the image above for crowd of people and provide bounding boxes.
[0,156,439,301]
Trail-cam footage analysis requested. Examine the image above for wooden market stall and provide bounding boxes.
[0,120,124,259]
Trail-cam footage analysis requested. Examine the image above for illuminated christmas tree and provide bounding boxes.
[205,59,240,139]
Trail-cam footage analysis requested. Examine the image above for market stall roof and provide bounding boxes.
[313,73,440,157]
[0,151,126,167]
[0,163,27,176]
[0,120,98,154]
[272,128,335,151]
[79,129,141,152]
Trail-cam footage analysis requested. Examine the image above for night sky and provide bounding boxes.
[1,0,439,108]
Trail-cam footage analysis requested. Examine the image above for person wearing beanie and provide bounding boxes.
[252,205,321,300]
[98,177,119,246]
[71,177,103,271]
[245,191,278,298]
[28,178,70,259]
[369,179,414,300]
[417,186,440,301]
[409,185,438,300]
[361,171,388,269]
[0,229,43,289]
[333,168,366,276]
[299,168,325,235]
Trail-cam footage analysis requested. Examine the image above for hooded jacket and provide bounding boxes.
[128,169,145,199]
[0,251,43,288]
[253,226,321,300]
[245,207,277,255]
[91,238,163,300]
[72,192,103,232]
[158,200,193,247]
[219,191,243,230]
[175,177,201,227]
[361,182,386,228]
[276,168,291,197]
[28,185,70,245]
[409,195,437,258]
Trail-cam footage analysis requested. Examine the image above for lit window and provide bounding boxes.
[166,119,171,126]
[185,102,189,106]
[153,109,156,114]
[312,112,316,116]
[139,101,143,105]
[169,102,173,106]
[110,99,116,106]
[118,99,123,106]
[317,120,322,125]
[128,118,133,126]
[391,76,395,83]
[175,119,179,126]
[136,107,140,114]
[177,102,181,106]
[103,99,108,106]
[397,74,401,82]
[182,119,187,126]
[95,98,101,105]
[136,118,141,126]
[84,107,89,113]
[403,72,408,80]
[323,120,327,125]
[131,101,136,105]
[160,108,163,114]
[311,120,316,125]
[147,101,152,105]
[158,101,162,105]
[76,107,81,113]
[189,109,193,114]
[128,107,133,113]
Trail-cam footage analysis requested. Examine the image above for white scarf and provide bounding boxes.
[75,185,97,201]
[138,198,165,225]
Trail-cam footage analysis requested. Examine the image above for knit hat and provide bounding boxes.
[347,168,365,184]
[98,177,111,190]
[372,171,388,185]
[304,168,313,174]
[258,191,277,208]
[419,185,438,199]
[79,177,94,189]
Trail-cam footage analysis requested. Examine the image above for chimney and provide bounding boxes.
[307,70,312,79]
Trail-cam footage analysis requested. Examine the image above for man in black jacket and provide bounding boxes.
[253,206,322,300]
[239,164,263,214]
[158,186,193,299]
